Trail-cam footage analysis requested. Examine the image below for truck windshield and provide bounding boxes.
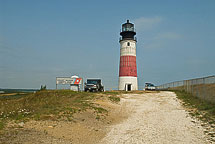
[87,80,98,85]
[146,83,154,87]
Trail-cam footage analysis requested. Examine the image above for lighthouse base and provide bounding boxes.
[118,76,138,91]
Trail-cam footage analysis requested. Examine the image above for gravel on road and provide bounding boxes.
[100,91,209,144]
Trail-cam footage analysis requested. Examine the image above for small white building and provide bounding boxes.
[70,75,80,91]
[0,91,4,94]
[56,75,83,91]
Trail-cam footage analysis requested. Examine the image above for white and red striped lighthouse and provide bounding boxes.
[118,20,138,91]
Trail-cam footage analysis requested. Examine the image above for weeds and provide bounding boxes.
[102,91,121,95]
[102,90,147,95]
[172,90,215,143]
[92,106,107,114]
[173,90,215,140]
[109,96,120,103]
[0,120,4,130]
[173,90,215,121]
[0,90,108,130]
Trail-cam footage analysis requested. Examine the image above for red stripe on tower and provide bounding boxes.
[119,56,137,77]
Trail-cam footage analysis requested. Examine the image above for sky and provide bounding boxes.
[0,0,215,90]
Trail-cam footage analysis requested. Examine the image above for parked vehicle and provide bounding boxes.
[84,79,104,92]
[145,83,156,90]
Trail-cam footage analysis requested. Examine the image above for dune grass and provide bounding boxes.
[0,90,117,130]
[173,90,215,124]
[108,96,120,103]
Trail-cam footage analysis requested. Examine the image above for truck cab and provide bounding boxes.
[84,79,104,92]
[145,83,156,91]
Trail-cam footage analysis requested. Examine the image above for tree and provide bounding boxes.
[40,85,46,90]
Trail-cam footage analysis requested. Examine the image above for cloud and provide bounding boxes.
[133,16,163,31]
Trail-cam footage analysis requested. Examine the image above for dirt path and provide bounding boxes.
[100,91,209,144]
[1,91,211,143]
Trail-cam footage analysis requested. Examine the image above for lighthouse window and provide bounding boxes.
[127,42,130,46]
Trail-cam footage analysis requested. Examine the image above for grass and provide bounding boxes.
[0,90,114,131]
[173,90,215,124]
[173,90,215,142]
[102,90,148,95]
[0,93,29,99]
[0,121,4,130]
[108,96,120,103]
[102,91,122,95]
[98,91,121,103]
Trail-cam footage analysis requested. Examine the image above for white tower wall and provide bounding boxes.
[119,39,138,91]
[118,76,138,90]
[120,40,136,56]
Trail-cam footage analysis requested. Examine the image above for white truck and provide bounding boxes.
[145,83,156,90]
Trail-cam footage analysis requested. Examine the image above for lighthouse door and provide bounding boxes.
[125,84,132,91]
[127,84,131,91]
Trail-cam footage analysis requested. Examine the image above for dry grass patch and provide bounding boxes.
[0,90,112,131]
[173,90,215,142]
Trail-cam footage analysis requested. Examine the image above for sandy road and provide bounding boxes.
[100,91,209,144]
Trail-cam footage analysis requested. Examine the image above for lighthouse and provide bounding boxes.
[118,20,138,91]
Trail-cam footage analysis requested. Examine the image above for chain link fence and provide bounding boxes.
[156,75,215,103]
